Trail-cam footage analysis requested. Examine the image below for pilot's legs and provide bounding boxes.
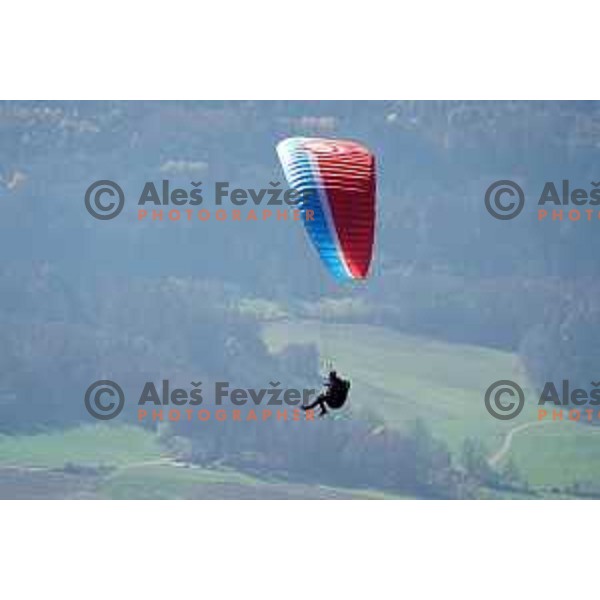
[302,394,328,416]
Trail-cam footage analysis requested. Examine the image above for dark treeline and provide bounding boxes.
[0,268,320,431]
[163,414,523,499]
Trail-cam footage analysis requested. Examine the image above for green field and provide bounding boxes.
[508,422,600,487]
[97,462,399,499]
[0,424,398,499]
[0,425,163,468]
[264,320,600,491]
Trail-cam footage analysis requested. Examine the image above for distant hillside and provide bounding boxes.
[264,320,600,491]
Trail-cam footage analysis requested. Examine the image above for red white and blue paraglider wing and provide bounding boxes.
[276,137,376,281]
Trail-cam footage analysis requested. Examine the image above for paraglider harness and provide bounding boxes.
[302,370,351,416]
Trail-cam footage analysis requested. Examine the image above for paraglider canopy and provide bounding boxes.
[277,137,376,281]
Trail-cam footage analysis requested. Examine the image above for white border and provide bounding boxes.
[2,501,597,599]
[1,1,597,99]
